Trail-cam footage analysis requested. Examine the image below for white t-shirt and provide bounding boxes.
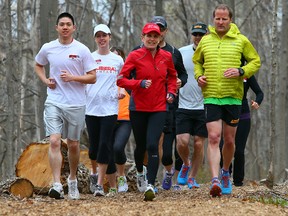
[178,44,204,110]
[85,51,124,116]
[35,39,97,106]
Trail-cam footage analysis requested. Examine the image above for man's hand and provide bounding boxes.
[197,75,207,87]
[224,68,240,78]
[60,70,74,82]
[46,78,56,89]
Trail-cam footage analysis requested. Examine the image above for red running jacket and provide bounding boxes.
[117,46,177,112]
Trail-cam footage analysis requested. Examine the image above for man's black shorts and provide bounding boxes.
[176,109,207,137]
[204,104,242,127]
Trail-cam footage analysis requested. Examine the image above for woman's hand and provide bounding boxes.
[118,88,126,99]
[251,100,260,109]
[166,93,174,104]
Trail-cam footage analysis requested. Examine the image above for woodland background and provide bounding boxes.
[0,0,287,186]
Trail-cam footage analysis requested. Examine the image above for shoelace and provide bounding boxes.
[180,166,189,178]
[118,177,125,186]
[69,181,77,194]
[164,173,173,183]
[96,185,103,191]
[222,176,229,187]
[90,175,97,184]
[188,178,195,185]
[53,183,62,191]
[138,175,145,186]
[172,185,181,191]
[109,188,117,193]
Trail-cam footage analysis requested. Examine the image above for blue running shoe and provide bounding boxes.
[187,178,200,189]
[172,184,182,191]
[221,169,232,195]
[177,164,191,185]
[162,168,174,190]
[210,178,222,197]
[154,186,158,194]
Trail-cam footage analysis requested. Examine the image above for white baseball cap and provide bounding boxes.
[93,24,111,36]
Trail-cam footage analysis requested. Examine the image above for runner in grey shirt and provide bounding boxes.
[176,22,208,189]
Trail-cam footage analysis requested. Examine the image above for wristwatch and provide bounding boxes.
[238,68,244,76]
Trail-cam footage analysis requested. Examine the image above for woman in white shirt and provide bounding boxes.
[85,24,124,196]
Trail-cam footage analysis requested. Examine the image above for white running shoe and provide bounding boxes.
[89,174,98,194]
[67,177,80,200]
[144,184,155,201]
[48,182,64,199]
[94,185,105,196]
[136,166,147,192]
[117,176,128,192]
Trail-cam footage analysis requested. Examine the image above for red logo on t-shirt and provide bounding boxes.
[69,54,79,59]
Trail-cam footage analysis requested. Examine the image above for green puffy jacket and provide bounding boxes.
[193,23,261,100]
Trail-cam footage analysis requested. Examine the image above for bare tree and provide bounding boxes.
[155,0,163,15]
[3,0,14,179]
[274,0,288,182]
[34,0,59,140]
[265,0,279,188]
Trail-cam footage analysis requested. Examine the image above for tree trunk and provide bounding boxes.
[4,0,15,180]
[266,0,279,188]
[0,178,34,199]
[274,0,288,182]
[15,139,91,195]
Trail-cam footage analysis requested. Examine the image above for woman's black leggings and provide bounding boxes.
[113,121,132,165]
[161,128,182,171]
[130,111,166,186]
[85,114,117,174]
[233,118,251,184]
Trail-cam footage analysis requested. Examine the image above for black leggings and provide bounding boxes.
[130,111,166,185]
[161,128,182,171]
[85,115,117,174]
[113,121,132,165]
[233,118,251,183]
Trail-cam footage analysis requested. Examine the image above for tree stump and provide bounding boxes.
[15,139,91,195]
[0,178,34,199]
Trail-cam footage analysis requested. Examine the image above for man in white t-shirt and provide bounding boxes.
[176,22,208,189]
[34,12,97,200]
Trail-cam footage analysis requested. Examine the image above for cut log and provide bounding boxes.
[15,139,91,194]
[15,139,138,194]
[15,141,54,191]
[9,178,34,199]
[0,178,34,199]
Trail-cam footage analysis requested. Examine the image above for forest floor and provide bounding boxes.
[1,180,288,216]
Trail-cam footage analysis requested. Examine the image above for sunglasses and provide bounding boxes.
[192,33,205,37]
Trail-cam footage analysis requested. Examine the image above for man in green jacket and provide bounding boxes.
[193,4,261,197]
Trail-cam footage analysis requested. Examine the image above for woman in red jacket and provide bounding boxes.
[117,23,177,201]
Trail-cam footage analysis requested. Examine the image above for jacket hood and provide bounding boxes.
[209,23,240,38]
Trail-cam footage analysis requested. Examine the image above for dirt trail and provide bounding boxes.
[1,183,288,216]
